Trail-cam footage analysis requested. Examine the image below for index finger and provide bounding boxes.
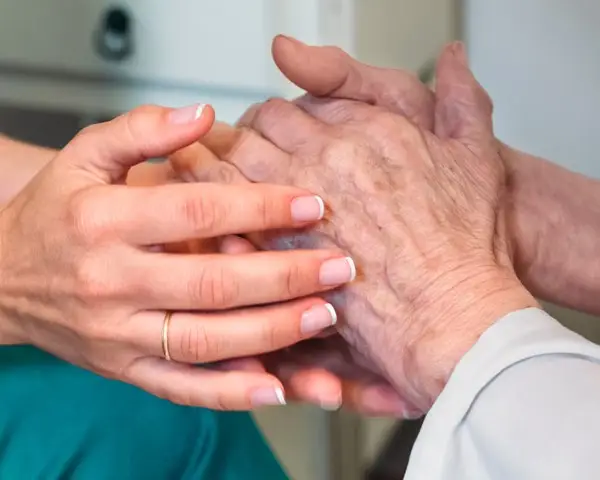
[88,182,325,245]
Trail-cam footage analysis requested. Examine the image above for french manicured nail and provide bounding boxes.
[291,195,325,222]
[251,387,286,407]
[319,257,357,286]
[301,303,337,335]
[169,103,206,124]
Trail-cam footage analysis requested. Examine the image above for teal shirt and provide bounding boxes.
[0,346,288,480]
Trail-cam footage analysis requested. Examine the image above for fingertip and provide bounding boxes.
[197,104,216,134]
[219,235,256,254]
[359,384,409,417]
[251,382,287,408]
[168,103,216,136]
[286,368,343,410]
[272,34,304,58]
[272,35,345,97]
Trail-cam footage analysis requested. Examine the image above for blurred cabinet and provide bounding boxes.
[0,0,457,125]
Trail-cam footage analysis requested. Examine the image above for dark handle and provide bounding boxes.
[95,6,134,62]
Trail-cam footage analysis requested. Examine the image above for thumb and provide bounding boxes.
[272,35,353,97]
[64,104,215,183]
[272,35,435,129]
[434,42,493,142]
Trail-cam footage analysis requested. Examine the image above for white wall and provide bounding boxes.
[465,0,600,340]
[465,0,600,177]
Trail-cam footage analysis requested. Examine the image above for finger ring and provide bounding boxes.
[162,311,173,361]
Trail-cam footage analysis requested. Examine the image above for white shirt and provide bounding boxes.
[406,308,600,480]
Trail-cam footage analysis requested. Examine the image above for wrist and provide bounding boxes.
[501,142,600,313]
[500,142,544,280]
[405,267,538,409]
[0,136,57,205]
[0,209,25,345]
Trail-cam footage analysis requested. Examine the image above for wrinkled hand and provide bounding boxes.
[0,104,356,411]
[170,37,438,416]
[216,235,410,416]
[172,43,538,414]
[128,147,406,414]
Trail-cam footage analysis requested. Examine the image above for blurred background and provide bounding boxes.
[2,0,600,478]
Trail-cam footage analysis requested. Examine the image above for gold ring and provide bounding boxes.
[162,311,173,361]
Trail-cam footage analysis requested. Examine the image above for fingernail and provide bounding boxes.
[404,411,423,420]
[453,42,468,66]
[362,385,407,416]
[319,257,357,286]
[251,387,286,407]
[320,395,342,411]
[291,195,325,222]
[169,104,206,124]
[301,303,337,335]
[278,34,303,46]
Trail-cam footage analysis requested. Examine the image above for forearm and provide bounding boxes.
[504,144,600,314]
[0,208,23,345]
[0,135,56,204]
[0,136,56,343]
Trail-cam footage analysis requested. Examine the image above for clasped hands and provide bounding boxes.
[170,37,537,416]
[0,37,536,418]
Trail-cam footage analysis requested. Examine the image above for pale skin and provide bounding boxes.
[171,37,600,416]
[0,104,360,410]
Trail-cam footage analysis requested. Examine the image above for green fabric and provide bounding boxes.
[0,346,288,480]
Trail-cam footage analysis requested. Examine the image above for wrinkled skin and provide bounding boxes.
[127,163,401,413]
[171,37,441,415]
[172,42,537,413]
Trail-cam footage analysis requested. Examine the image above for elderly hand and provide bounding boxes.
[0,104,358,411]
[171,44,538,413]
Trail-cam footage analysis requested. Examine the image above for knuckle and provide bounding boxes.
[130,104,157,119]
[253,98,292,132]
[323,100,357,123]
[67,190,113,243]
[121,104,158,157]
[74,255,120,303]
[210,390,232,411]
[251,191,281,228]
[375,111,408,132]
[260,317,286,350]
[177,323,211,363]
[75,123,100,141]
[257,97,289,120]
[166,390,196,408]
[322,138,356,169]
[190,265,240,309]
[280,261,305,298]
[237,103,261,126]
[306,98,357,124]
[235,128,278,181]
[365,111,414,144]
[178,194,225,236]
[324,45,349,62]
[209,164,238,184]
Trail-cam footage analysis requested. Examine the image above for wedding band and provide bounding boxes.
[162,311,173,361]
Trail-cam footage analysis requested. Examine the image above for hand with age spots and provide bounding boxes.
[171,42,538,415]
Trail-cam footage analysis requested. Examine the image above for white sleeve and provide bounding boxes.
[405,308,600,480]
